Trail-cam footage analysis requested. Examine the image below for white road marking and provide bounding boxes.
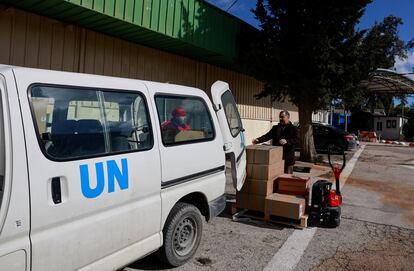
[338,145,365,190]
[263,145,366,271]
[400,165,414,170]
[263,227,317,271]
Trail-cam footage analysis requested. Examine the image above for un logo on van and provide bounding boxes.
[79,158,129,199]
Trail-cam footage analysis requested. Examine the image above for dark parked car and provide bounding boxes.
[296,122,357,153]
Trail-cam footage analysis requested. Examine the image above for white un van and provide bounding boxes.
[0,65,247,270]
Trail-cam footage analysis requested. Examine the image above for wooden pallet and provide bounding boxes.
[268,213,308,229]
[232,208,308,229]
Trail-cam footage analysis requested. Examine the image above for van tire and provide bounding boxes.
[158,202,203,267]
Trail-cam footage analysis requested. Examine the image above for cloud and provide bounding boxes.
[394,51,414,74]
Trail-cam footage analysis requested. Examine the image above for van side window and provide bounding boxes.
[221,90,243,137]
[30,86,153,160]
[155,95,215,145]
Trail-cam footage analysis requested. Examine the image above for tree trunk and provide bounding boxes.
[299,99,317,162]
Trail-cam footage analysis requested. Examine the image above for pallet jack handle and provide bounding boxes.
[327,148,346,196]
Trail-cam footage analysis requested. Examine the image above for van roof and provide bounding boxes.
[0,65,207,97]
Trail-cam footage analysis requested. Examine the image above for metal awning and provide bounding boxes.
[361,68,414,94]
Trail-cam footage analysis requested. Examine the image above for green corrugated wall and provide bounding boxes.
[9,0,247,66]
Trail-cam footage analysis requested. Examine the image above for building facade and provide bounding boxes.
[373,116,408,140]
[0,0,298,144]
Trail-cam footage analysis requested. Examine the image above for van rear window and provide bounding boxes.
[29,85,153,160]
[221,90,243,137]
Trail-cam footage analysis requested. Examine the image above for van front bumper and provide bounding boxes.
[208,194,227,220]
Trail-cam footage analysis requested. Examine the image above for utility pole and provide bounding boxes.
[402,100,404,118]
[344,109,348,132]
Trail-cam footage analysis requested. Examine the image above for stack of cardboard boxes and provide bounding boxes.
[236,145,284,212]
[266,174,310,221]
[236,145,310,225]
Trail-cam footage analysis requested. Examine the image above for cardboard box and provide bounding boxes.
[33,98,50,133]
[246,145,283,165]
[240,178,275,196]
[175,131,205,141]
[360,131,377,139]
[265,193,306,220]
[246,160,284,180]
[236,192,266,212]
[275,174,310,196]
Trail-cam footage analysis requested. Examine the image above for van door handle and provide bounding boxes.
[51,177,62,204]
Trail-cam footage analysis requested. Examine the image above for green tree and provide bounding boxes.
[403,121,414,141]
[250,0,411,161]
[390,102,414,119]
[347,16,410,112]
[407,103,414,142]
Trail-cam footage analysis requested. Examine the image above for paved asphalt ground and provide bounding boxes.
[125,143,414,271]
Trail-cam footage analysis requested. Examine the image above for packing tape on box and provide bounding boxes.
[254,148,263,164]
[253,148,257,163]
[252,147,265,164]
[260,164,264,181]
[249,148,257,164]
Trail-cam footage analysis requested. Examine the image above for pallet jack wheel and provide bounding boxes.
[321,206,341,228]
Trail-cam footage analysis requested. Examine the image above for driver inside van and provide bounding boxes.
[161,106,191,132]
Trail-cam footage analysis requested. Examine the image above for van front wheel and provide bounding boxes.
[158,202,203,267]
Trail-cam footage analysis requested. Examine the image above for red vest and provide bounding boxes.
[161,120,191,131]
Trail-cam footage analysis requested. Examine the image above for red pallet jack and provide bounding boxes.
[308,149,345,227]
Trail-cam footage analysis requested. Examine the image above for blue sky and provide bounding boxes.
[206,0,413,44]
[207,0,414,105]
